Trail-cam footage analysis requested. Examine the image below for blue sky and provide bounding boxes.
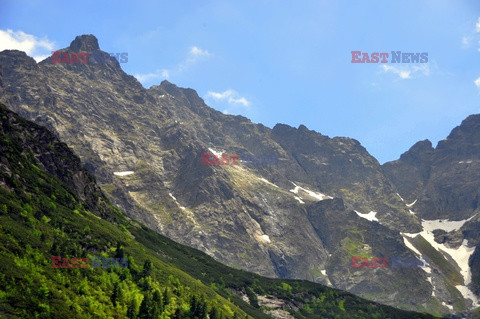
[1,0,480,163]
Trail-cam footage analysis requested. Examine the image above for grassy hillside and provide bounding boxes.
[0,103,439,318]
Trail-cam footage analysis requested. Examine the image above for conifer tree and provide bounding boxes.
[127,299,137,319]
[141,259,153,277]
[111,282,120,307]
[138,293,152,319]
[152,289,164,316]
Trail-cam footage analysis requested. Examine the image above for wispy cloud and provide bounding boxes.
[135,46,211,85]
[179,46,212,72]
[469,17,480,90]
[382,65,411,79]
[461,35,471,49]
[0,29,55,62]
[134,69,170,83]
[461,17,480,49]
[190,46,211,57]
[205,89,250,107]
[381,64,430,80]
[474,77,480,88]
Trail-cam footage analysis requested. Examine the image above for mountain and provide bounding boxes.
[0,34,479,317]
[0,102,440,318]
[383,115,480,301]
[383,114,480,221]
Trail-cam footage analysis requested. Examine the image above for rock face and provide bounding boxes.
[384,116,480,220]
[1,34,479,315]
[69,34,100,52]
[0,103,117,221]
[3,102,439,319]
[383,115,480,303]
[383,140,434,201]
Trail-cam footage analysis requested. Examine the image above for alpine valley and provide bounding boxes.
[0,34,479,318]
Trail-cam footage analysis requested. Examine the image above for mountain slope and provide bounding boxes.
[0,103,441,318]
[383,116,480,308]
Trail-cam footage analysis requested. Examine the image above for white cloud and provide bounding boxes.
[461,17,480,49]
[467,18,480,89]
[231,97,250,106]
[381,64,430,80]
[190,46,211,57]
[474,77,480,88]
[33,54,52,62]
[205,89,250,107]
[179,46,212,72]
[134,69,169,83]
[382,65,411,79]
[0,29,55,62]
[134,46,211,86]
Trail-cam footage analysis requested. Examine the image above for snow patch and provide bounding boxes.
[403,216,479,307]
[396,193,404,201]
[321,270,327,276]
[260,178,279,188]
[423,216,475,233]
[114,171,134,176]
[289,182,332,201]
[406,199,417,207]
[442,302,453,310]
[261,234,271,243]
[401,234,431,274]
[293,196,305,204]
[355,210,379,222]
[401,235,423,256]
[256,234,271,244]
[169,193,186,210]
[456,285,479,306]
[208,147,224,157]
[289,185,301,194]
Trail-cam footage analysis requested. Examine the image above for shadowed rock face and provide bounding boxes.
[1,34,479,315]
[384,116,480,220]
[383,139,434,202]
[383,115,480,308]
[0,103,117,221]
[69,34,100,52]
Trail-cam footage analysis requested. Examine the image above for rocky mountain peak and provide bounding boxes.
[445,113,480,142]
[160,79,173,86]
[399,139,434,163]
[272,123,294,134]
[298,124,309,132]
[68,34,100,52]
[0,50,37,67]
[435,114,480,158]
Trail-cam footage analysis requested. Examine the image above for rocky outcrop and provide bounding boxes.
[0,103,117,220]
